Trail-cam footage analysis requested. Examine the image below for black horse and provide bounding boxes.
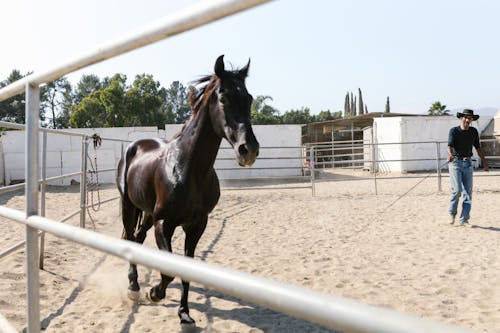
[116,55,259,324]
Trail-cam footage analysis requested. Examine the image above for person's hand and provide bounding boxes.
[447,155,454,163]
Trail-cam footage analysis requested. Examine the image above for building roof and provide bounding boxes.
[305,112,423,132]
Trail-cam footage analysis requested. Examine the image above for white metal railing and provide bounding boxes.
[0,0,483,332]
[0,205,475,333]
[307,138,500,196]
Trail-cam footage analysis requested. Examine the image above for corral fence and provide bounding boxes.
[307,138,500,196]
[0,0,478,332]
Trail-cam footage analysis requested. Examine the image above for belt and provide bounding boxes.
[455,156,471,160]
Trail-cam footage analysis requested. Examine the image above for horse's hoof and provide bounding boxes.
[127,290,141,302]
[145,289,161,303]
[179,312,195,325]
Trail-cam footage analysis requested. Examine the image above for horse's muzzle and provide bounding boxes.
[236,142,259,167]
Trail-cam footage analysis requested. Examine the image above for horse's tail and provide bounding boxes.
[120,209,143,239]
[117,142,138,197]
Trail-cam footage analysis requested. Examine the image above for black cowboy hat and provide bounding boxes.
[456,109,479,120]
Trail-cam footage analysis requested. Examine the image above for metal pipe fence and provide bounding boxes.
[0,0,491,332]
[308,138,500,196]
[0,205,475,333]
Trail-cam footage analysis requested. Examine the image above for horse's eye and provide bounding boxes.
[220,95,227,104]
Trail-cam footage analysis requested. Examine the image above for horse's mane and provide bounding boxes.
[188,74,219,117]
[168,75,218,139]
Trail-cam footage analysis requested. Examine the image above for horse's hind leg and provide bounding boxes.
[121,199,142,300]
[147,220,176,302]
[178,216,208,324]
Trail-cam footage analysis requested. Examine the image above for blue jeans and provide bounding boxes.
[448,159,473,222]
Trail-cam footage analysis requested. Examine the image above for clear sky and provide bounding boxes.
[1,0,499,115]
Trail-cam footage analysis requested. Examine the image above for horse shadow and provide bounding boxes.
[118,216,340,333]
[116,283,338,333]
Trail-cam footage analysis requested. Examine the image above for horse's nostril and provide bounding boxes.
[238,144,249,156]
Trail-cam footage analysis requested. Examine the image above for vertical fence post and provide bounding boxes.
[80,137,88,228]
[39,131,47,269]
[25,82,40,333]
[310,146,315,196]
[436,142,442,192]
[372,140,378,195]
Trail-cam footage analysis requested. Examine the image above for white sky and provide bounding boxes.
[1,0,499,115]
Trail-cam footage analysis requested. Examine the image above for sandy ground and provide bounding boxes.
[1,170,499,333]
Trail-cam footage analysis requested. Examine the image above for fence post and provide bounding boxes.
[310,146,315,196]
[39,131,47,269]
[372,140,378,195]
[80,137,88,228]
[436,142,442,192]
[25,82,40,333]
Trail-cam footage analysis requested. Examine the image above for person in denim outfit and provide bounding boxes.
[447,109,489,227]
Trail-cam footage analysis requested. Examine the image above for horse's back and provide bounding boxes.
[116,138,167,206]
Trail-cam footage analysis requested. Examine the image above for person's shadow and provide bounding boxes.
[470,224,500,232]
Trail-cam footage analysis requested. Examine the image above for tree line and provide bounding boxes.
[0,70,349,128]
[2,70,402,129]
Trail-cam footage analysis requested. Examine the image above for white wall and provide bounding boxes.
[166,124,303,179]
[0,125,302,185]
[373,116,493,172]
[1,127,162,185]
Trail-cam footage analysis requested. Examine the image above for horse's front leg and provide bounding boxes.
[148,219,175,302]
[178,217,208,324]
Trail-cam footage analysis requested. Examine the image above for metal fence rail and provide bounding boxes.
[0,0,491,331]
[308,138,500,196]
[0,205,474,333]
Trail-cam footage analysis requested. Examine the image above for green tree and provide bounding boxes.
[69,91,106,128]
[282,107,313,124]
[358,88,364,115]
[40,77,72,128]
[251,95,281,124]
[125,74,165,127]
[73,74,102,105]
[99,74,127,127]
[163,81,190,124]
[57,83,74,128]
[69,74,126,128]
[427,101,449,116]
[344,92,350,118]
[0,69,45,124]
[314,110,342,122]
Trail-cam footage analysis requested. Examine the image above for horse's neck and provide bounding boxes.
[178,106,221,177]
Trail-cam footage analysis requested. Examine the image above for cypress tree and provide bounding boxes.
[344,92,350,118]
[351,91,356,116]
[385,96,390,113]
[358,88,364,115]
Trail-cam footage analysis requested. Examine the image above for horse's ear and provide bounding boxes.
[214,55,225,77]
[238,58,250,78]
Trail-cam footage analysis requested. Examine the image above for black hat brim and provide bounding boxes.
[456,112,479,120]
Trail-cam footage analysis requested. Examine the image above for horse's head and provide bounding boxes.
[210,55,259,167]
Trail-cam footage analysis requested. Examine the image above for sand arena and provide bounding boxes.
[1,170,499,332]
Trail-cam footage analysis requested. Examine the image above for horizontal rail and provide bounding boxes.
[216,166,303,171]
[0,0,273,102]
[0,172,82,195]
[0,121,88,138]
[0,231,43,260]
[0,205,474,333]
[86,196,120,207]
[216,156,302,161]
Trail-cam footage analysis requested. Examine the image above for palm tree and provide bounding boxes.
[428,101,450,116]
